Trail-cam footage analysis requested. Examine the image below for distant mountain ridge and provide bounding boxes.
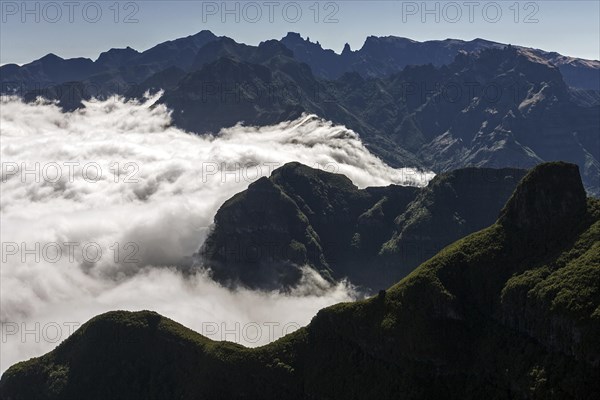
[2,31,599,194]
[2,162,598,399]
[281,32,600,90]
[156,43,599,195]
[1,30,220,97]
[2,30,598,95]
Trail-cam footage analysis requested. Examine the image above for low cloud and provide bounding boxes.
[0,95,433,373]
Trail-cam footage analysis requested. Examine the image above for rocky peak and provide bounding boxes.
[499,162,587,240]
[96,46,140,68]
[282,32,304,43]
[342,43,352,56]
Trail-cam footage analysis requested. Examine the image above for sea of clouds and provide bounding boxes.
[0,94,434,373]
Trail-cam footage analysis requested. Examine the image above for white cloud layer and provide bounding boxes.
[0,95,433,373]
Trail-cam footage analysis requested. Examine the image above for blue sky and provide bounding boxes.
[1,0,599,65]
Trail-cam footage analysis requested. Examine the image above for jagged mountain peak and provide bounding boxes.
[283,31,304,41]
[342,43,352,55]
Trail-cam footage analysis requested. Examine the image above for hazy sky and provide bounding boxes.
[1,1,599,65]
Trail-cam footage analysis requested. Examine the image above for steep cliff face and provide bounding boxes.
[200,173,330,289]
[2,162,598,400]
[200,162,418,289]
[200,163,525,291]
[499,162,588,240]
[497,162,599,366]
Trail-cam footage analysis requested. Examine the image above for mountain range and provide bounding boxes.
[280,32,600,90]
[3,31,599,92]
[2,162,598,399]
[159,42,600,194]
[2,31,598,195]
[200,162,526,291]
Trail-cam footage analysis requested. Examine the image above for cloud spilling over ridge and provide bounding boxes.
[0,95,434,373]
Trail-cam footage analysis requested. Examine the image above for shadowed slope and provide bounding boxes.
[201,163,525,290]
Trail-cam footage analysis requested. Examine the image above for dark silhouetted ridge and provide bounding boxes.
[499,162,588,241]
